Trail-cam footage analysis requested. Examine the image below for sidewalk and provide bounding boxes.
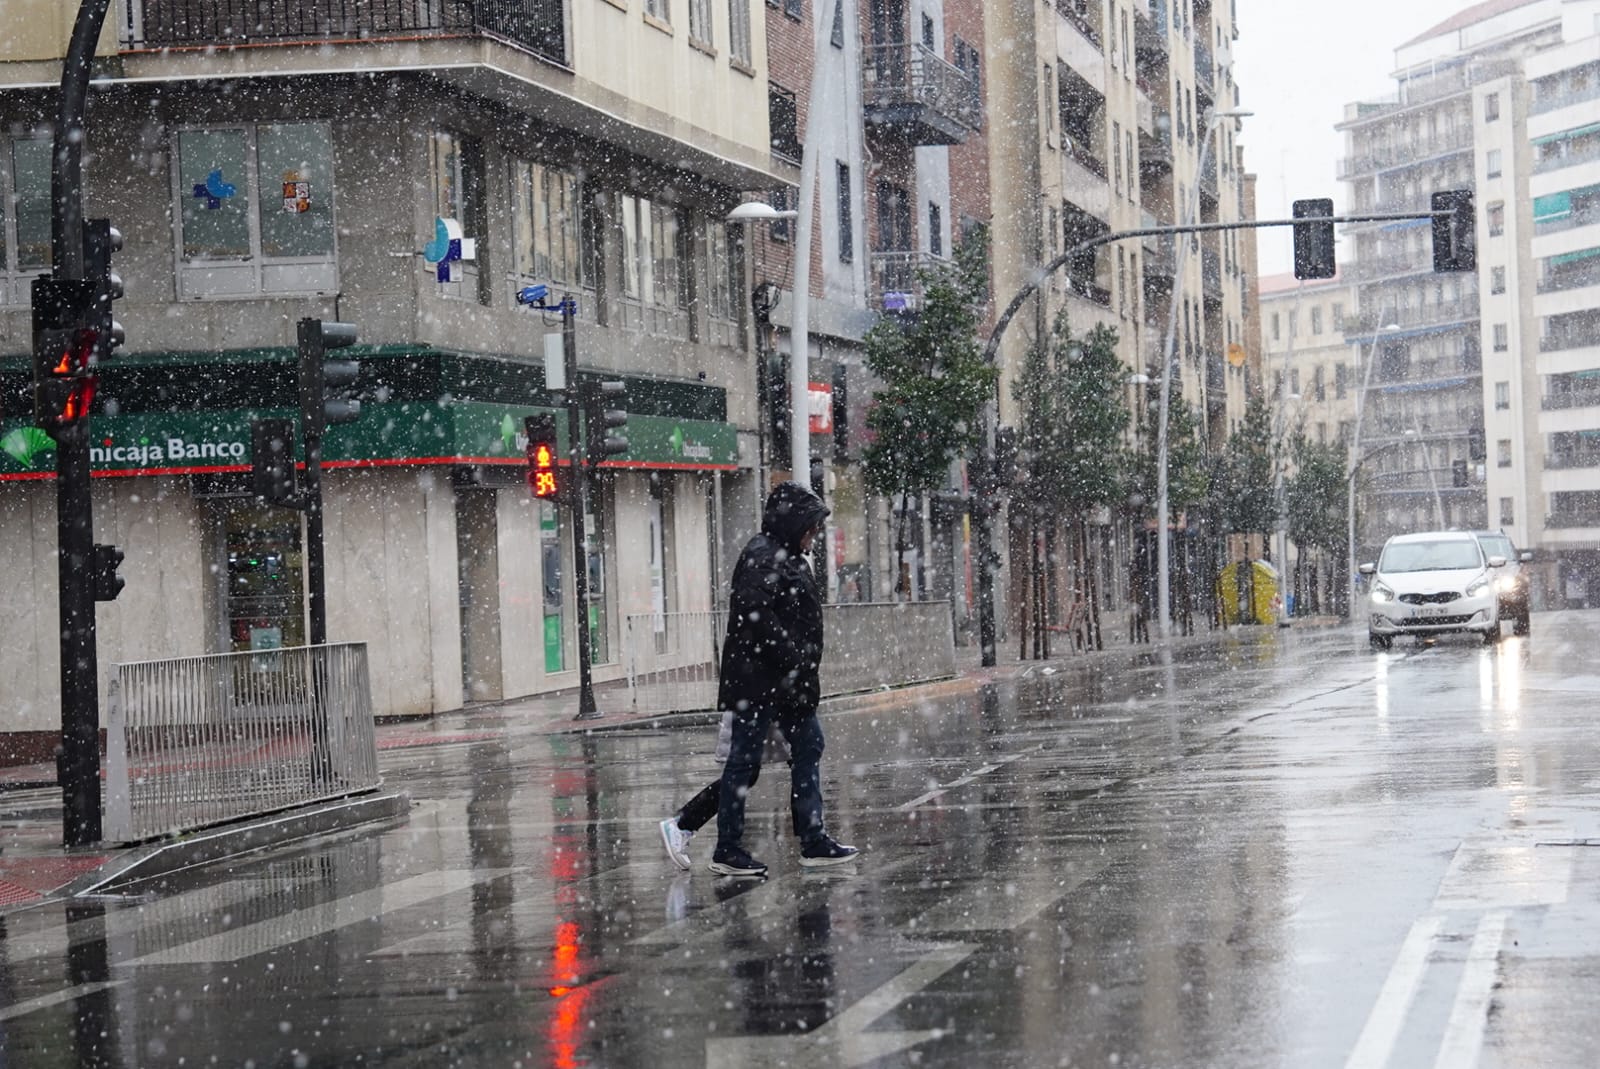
[0,613,1330,913]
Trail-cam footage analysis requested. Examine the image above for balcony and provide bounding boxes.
[1139,127,1174,176]
[1134,5,1169,64]
[1532,83,1600,117]
[1350,253,1434,283]
[1546,511,1600,529]
[869,250,948,314]
[1542,389,1600,411]
[1057,0,1104,49]
[1534,137,1600,176]
[1537,259,1600,295]
[863,43,981,146]
[122,0,569,65]
[1195,42,1215,87]
[1540,330,1600,354]
[1546,453,1600,470]
[1336,128,1473,178]
[1535,207,1600,237]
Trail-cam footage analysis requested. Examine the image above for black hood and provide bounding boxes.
[761,481,830,553]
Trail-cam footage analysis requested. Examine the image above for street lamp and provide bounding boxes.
[1155,106,1252,640]
[1345,320,1401,616]
[726,200,800,492]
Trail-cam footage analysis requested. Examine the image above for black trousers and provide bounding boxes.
[717,708,826,851]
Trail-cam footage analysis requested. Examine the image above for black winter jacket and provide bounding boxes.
[716,482,829,720]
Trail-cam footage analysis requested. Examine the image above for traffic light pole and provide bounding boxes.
[46,0,114,848]
[972,207,1462,666]
[304,432,328,647]
[562,302,601,719]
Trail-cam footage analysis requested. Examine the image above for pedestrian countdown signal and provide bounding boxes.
[526,415,561,501]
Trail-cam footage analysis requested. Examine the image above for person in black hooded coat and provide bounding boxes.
[658,482,858,877]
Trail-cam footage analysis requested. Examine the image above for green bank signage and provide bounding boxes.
[0,400,738,479]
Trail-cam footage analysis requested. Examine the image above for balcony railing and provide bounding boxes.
[1134,5,1168,64]
[1350,253,1433,282]
[863,43,981,145]
[1542,390,1600,411]
[1535,138,1600,175]
[122,0,569,65]
[1336,128,1473,178]
[870,250,948,313]
[1545,453,1600,470]
[1540,330,1600,353]
[1058,0,1104,49]
[1532,83,1600,116]
[1546,511,1600,529]
[1537,264,1600,295]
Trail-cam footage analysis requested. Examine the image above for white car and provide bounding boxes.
[1361,532,1508,650]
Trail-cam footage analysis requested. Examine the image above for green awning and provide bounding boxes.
[1533,121,1600,146]
[1546,245,1600,268]
[1535,191,1572,221]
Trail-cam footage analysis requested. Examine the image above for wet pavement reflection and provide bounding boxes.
[4,612,1600,1067]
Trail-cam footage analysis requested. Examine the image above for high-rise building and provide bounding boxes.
[1337,0,1561,554]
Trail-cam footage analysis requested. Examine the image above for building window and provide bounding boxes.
[1112,120,1122,192]
[1499,497,1514,525]
[1335,363,1349,399]
[837,162,853,262]
[1288,308,1298,338]
[1044,64,1056,143]
[1485,92,1500,122]
[647,0,672,23]
[1486,149,1502,178]
[1271,312,1280,340]
[1497,439,1513,467]
[175,122,337,299]
[922,12,935,48]
[783,0,801,19]
[928,201,942,257]
[619,195,686,310]
[768,84,801,162]
[877,181,912,252]
[1117,246,1127,315]
[1488,201,1505,236]
[689,0,712,45]
[1,136,52,284]
[511,160,582,289]
[954,38,981,93]
[1332,301,1345,330]
[730,0,753,64]
[1495,380,1510,409]
[1311,306,1323,335]
[1493,323,1509,351]
[769,187,792,242]
[1313,364,1326,401]
[705,219,738,323]
[1491,265,1506,294]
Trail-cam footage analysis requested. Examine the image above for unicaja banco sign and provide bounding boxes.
[91,436,247,467]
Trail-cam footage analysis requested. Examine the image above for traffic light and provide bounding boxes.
[250,418,299,504]
[1292,199,1337,280]
[1432,190,1476,273]
[91,543,124,602]
[525,414,562,502]
[297,318,361,438]
[583,380,629,465]
[31,275,99,438]
[82,219,125,364]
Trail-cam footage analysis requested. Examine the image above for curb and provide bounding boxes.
[62,790,412,899]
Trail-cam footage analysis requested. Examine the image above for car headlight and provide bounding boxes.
[1371,581,1395,604]
[1466,575,1491,598]
[1495,576,1517,593]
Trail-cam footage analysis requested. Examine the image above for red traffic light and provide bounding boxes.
[525,415,562,501]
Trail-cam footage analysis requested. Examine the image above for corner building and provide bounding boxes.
[0,0,792,747]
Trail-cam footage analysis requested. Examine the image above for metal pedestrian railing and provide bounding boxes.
[624,611,722,714]
[104,643,380,843]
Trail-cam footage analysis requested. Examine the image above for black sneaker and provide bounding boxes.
[799,837,860,867]
[709,845,768,877]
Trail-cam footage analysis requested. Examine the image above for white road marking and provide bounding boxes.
[704,942,975,1069]
[895,752,1031,812]
[1434,839,1572,910]
[116,869,509,967]
[0,981,123,1022]
[1431,911,1508,1069]
[1343,915,1444,1069]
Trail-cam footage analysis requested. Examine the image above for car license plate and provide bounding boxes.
[1417,606,1446,618]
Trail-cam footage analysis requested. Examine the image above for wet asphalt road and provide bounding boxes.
[4,613,1600,1068]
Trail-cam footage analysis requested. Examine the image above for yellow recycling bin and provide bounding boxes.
[1219,559,1281,626]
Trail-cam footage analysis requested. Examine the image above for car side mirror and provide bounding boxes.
[1487,556,1507,568]
[1519,551,1534,563]
[1359,563,1376,576]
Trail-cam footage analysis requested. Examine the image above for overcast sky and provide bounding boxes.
[1232,0,1473,276]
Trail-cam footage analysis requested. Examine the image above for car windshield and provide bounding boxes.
[1479,535,1514,559]
[1380,541,1484,573]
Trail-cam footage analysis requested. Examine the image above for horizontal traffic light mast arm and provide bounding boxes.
[982,209,1459,367]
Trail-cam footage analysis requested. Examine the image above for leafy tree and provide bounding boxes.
[1129,390,1208,514]
[1286,434,1350,610]
[862,234,996,594]
[1213,395,1277,540]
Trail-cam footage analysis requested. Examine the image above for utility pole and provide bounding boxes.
[46,0,115,848]
[561,301,600,719]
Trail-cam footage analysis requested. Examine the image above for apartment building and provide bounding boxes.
[754,0,984,612]
[1337,0,1562,552]
[1497,0,1600,604]
[0,0,793,737]
[1258,271,1359,611]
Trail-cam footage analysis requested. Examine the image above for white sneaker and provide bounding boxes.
[660,817,694,870]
